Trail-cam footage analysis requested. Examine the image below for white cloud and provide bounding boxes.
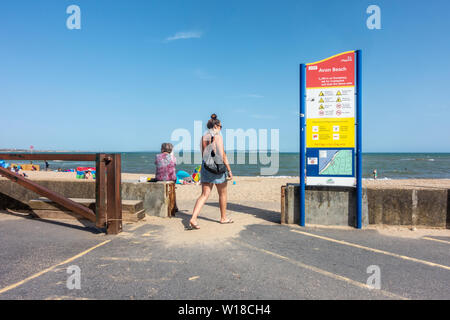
[165,31,202,42]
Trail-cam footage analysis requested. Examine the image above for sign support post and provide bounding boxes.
[356,50,363,229]
[299,64,306,227]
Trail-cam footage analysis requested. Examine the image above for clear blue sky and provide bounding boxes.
[1,0,449,152]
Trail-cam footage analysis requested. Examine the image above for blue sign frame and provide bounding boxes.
[299,50,362,228]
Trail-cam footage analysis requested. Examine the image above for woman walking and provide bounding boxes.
[190,114,233,229]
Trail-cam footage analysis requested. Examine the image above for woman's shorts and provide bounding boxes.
[200,165,227,184]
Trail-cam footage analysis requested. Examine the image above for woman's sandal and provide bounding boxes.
[220,218,234,224]
[189,221,200,230]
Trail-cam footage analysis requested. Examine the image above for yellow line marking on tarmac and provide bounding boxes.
[422,237,450,245]
[127,224,145,232]
[236,241,407,300]
[0,240,111,295]
[290,230,450,271]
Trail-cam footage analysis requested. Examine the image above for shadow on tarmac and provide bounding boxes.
[0,209,103,234]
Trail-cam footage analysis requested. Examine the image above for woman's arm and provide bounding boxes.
[201,136,207,154]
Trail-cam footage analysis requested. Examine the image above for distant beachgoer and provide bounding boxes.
[12,165,27,177]
[373,169,378,180]
[45,161,49,171]
[155,143,178,212]
[84,170,93,179]
[189,114,233,230]
[31,165,37,171]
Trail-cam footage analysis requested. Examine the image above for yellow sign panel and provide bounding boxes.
[307,117,355,148]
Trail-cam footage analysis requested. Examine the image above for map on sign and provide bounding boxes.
[318,149,353,176]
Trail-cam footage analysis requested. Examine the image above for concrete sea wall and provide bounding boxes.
[1,178,449,228]
[282,184,449,228]
[0,178,173,218]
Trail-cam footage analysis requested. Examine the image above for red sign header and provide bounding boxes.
[306,51,355,88]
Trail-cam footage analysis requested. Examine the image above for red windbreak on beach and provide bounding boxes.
[306,51,355,88]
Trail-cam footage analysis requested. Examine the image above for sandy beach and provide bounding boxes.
[2,171,449,245]
[3,171,449,233]
[13,170,450,192]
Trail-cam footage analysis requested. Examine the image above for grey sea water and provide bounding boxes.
[3,152,450,179]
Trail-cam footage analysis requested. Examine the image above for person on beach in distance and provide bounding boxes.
[12,165,27,177]
[155,143,178,212]
[373,169,378,180]
[189,114,233,230]
[84,169,93,180]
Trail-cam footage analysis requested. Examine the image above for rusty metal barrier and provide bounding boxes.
[166,182,176,217]
[0,153,122,234]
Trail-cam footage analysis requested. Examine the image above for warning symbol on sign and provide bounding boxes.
[319,105,324,110]
[319,98,324,103]
[319,92,324,96]
[336,97,342,102]
[336,91,341,96]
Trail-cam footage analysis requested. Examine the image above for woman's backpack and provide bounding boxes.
[202,134,227,174]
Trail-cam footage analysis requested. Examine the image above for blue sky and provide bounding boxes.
[1,0,449,152]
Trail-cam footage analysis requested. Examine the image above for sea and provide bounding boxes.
[2,152,450,180]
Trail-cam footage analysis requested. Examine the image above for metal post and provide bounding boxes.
[299,64,306,227]
[95,153,107,228]
[106,154,122,234]
[356,50,363,229]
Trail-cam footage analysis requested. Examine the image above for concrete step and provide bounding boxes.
[123,209,146,222]
[30,198,96,211]
[28,198,145,222]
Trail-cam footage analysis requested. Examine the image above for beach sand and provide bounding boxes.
[1,172,449,244]
[12,170,450,193]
